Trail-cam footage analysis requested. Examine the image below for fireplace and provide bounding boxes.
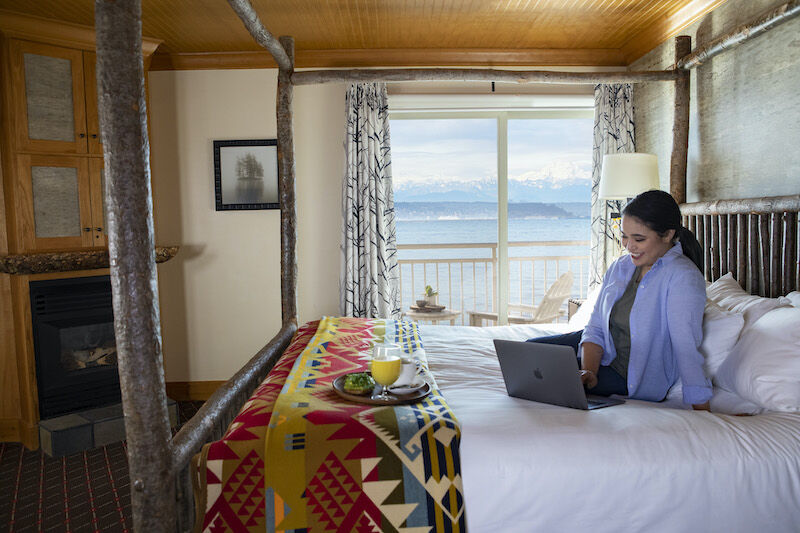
[30,276,121,419]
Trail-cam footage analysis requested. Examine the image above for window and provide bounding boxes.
[391,104,593,325]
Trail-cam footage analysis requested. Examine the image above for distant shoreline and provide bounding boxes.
[395,200,590,220]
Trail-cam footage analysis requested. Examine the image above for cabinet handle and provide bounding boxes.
[91,134,98,139]
[95,227,103,232]
[79,133,86,138]
[83,227,92,232]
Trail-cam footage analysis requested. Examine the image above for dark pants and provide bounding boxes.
[526,330,628,397]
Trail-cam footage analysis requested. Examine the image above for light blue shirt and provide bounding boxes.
[581,242,712,405]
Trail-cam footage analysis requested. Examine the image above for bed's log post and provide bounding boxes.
[670,36,691,204]
[277,35,298,326]
[94,1,175,530]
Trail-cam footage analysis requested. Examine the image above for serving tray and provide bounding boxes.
[332,374,431,405]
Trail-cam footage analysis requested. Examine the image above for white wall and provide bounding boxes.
[148,69,344,382]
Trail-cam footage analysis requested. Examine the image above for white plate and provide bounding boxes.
[389,380,427,395]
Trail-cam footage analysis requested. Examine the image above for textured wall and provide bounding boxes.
[632,0,800,202]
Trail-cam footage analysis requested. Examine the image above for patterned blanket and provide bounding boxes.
[194,318,465,532]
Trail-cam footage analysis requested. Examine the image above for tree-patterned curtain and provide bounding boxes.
[341,83,401,318]
[589,84,635,287]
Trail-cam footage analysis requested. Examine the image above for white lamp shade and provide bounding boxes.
[599,153,660,199]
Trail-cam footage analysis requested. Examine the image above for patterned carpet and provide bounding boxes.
[0,401,203,533]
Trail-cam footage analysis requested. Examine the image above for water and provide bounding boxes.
[396,217,591,323]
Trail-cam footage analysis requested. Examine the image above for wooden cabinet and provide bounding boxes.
[2,39,111,252]
[14,154,107,250]
[8,40,103,156]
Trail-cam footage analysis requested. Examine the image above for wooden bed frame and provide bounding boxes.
[90,1,800,530]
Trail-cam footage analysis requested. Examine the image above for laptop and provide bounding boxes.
[493,339,625,410]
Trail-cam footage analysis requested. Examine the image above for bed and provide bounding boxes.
[86,3,800,530]
[194,300,800,532]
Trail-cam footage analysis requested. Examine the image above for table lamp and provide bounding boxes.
[599,153,660,210]
[599,153,660,256]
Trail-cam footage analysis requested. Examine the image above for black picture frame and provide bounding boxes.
[213,139,279,211]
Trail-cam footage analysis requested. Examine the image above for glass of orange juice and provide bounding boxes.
[371,343,402,401]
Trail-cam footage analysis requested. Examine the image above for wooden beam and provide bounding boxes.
[148,48,627,71]
[292,68,678,86]
[677,0,800,70]
[670,36,691,205]
[226,0,291,71]
[94,0,173,530]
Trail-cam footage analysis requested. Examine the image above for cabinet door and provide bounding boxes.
[82,52,103,155]
[16,154,93,250]
[88,158,108,247]
[9,40,88,154]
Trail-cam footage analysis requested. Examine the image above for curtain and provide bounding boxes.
[589,84,635,288]
[341,83,401,318]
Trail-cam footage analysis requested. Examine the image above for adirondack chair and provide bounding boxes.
[468,271,574,326]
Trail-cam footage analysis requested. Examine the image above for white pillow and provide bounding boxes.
[715,306,800,412]
[567,286,600,329]
[786,291,800,308]
[706,272,790,327]
[700,299,745,377]
[664,300,744,404]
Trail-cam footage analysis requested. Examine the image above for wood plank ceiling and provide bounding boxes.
[0,0,728,69]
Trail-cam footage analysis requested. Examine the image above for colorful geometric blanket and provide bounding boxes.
[193,318,465,533]
[265,316,464,532]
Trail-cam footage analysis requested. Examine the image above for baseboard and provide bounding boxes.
[165,381,225,402]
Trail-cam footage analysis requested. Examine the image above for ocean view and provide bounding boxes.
[395,204,591,322]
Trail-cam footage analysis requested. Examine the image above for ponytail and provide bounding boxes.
[676,226,703,272]
[622,190,704,272]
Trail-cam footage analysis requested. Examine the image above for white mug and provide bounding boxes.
[394,357,419,386]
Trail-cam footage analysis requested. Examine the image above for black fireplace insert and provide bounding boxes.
[30,276,121,419]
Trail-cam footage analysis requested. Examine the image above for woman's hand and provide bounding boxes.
[579,369,598,389]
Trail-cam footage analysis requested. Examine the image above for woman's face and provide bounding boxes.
[621,215,675,268]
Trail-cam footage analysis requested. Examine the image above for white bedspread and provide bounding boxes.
[421,324,800,533]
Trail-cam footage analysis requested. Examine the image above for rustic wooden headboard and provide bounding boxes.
[680,195,799,297]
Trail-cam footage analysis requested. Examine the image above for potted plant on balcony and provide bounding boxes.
[422,285,439,307]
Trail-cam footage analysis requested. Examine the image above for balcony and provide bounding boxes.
[398,240,589,326]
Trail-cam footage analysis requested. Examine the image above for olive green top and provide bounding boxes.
[608,267,642,379]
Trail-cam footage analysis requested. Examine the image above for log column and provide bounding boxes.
[94,1,174,530]
[277,36,297,326]
[670,36,691,204]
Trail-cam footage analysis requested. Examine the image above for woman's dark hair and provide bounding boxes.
[622,189,703,271]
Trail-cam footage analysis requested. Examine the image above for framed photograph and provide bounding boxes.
[213,139,279,210]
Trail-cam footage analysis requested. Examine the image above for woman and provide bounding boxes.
[532,190,711,409]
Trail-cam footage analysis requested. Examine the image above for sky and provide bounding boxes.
[390,117,593,187]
